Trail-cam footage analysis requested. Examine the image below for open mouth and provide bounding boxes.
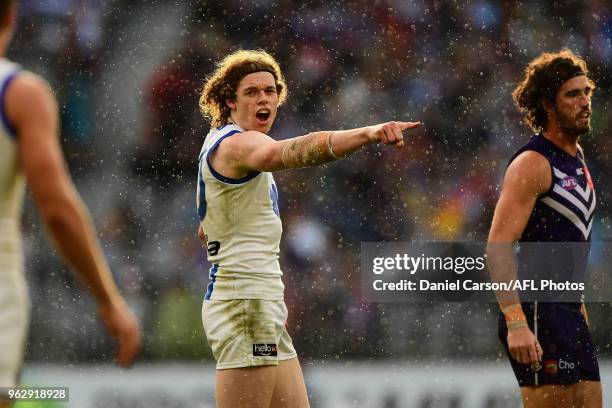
[256,109,271,122]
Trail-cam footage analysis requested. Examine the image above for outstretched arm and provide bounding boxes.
[8,72,141,367]
[210,121,420,177]
[487,150,550,367]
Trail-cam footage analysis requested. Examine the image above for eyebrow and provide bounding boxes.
[565,86,593,95]
[243,85,276,92]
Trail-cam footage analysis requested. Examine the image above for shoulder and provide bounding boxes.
[504,150,551,195]
[6,72,56,126]
[7,72,53,100]
[215,130,273,154]
[507,150,550,177]
[510,149,549,167]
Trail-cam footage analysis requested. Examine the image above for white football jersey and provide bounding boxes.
[196,123,284,300]
[0,58,24,275]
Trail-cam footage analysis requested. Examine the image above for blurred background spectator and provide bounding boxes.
[11,0,612,364]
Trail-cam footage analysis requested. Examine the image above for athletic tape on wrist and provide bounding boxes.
[506,320,529,332]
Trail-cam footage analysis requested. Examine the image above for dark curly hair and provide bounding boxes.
[512,49,595,132]
[200,49,287,128]
[0,0,15,23]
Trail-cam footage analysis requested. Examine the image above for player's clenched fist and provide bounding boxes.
[367,121,421,147]
[507,326,543,366]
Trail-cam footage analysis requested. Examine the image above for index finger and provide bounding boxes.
[527,341,540,365]
[536,340,543,361]
[397,121,421,130]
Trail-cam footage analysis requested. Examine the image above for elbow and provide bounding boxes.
[39,201,79,233]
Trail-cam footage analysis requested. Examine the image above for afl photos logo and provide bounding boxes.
[253,344,278,357]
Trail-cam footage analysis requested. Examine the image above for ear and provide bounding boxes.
[226,98,236,110]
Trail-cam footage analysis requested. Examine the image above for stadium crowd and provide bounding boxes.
[11,0,612,363]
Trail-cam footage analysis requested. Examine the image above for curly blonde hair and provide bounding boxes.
[200,49,288,128]
[512,49,595,132]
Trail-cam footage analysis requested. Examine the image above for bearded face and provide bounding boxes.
[556,103,591,135]
[552,75,593,136]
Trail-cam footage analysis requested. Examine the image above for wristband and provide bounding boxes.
[502,304,526,322]
[506,320,529,332]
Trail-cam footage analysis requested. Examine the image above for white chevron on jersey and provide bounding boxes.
[541,197,593,240]
[553,166,591,202]
[542,165,596,240]
[551,184,596,221]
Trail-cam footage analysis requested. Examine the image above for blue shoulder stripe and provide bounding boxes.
[0,71,19,139]
[206,129,260,184]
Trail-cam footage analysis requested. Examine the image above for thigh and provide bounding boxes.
[202,299,250,368]
[520,384,573,408]
[270,358,309,408]
[572,380,602,408]
[202,299,296,369]
[216,365,278,408]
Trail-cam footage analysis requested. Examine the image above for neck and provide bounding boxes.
[542,122,579,157]
[0,29,11,56]
[227,115,239,128]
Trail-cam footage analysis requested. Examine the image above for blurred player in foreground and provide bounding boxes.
[488,49,601,407]
[197,49,420,407]
[0,2,141,406]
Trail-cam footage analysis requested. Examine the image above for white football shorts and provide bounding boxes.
[202,299,297,369]
[0,272,29,391]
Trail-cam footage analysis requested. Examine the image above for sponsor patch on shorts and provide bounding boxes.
[544,359,558,376]
[253,343,277,357]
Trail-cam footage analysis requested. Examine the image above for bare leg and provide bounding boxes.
[270,358,309,408]
[521,385,573,408]
[216,365,278,408]
[573,380,602,408]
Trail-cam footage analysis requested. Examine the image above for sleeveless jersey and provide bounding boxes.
[196,123,284,300]
[509,134,595,301]
[0,58,24,275]
[509,133,596,243]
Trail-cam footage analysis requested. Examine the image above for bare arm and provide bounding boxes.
[210,121,420,178]
[7,73,141,366]
[486,150,551,365]
[487,150,551,304]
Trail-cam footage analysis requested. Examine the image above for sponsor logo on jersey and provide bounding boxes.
[253,343,278,357]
